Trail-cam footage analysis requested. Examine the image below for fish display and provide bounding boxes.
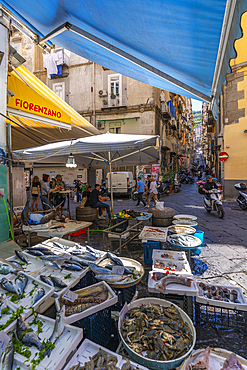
[221,353,244,370]
[10,261,24,270]
[14,250,28,264]
[27,250,44,257]
[68,349,119,370]
[61,263,82,271]
[107,252,124,266]
[95,274,129,283]
[17,316,45,351]
[32,287,45,305]
[0,293,7,309]
[153,261,178,271]
[89,263,112,276]
[49,276,67,288]
[42,260,60,269]
[185,347,210,370]
[61,284,108,316]
[168,226,195,235]
[49,306,65,343]
[0,339,14,370]
[1,278,20,297]
[121,304,192,361]
[156,275,193,293]
[168,235,200,247]
[15,274,28,296]
[0,262,17,275]
[40,275,54,287]
[198,283,241,303]
[27,246,56,255]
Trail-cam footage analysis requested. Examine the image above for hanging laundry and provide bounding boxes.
[43,52,60,79]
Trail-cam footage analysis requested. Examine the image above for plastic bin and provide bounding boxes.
[72,307,111,346]
[194,230,204,244]
[70,228,86,237]
[111,217,129,233]
[142,241,161,264]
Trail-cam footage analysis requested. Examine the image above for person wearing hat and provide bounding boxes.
[202,175,218,195]
[52,174,66,219]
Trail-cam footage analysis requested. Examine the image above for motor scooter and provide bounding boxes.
[203,189,224,218]
[234,183,247,210]
[173,174,181,193]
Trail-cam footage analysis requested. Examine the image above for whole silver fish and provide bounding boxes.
[1,278,20,297]
[10,261,24,270]
[61,263,82,271]
[40,275,54,287]
[70,256,90,267]
[32,287,45,305]
[85,245,101,258]
[0,339,14,370]
[0,262,17,275]
[89,263,112,276]
[41,259,60,269]
[49,306,65,343]
[17,316,45,351]
[95,274,129,283]
[49,276,67,288]
[107,252,124,266]
[0,293,7,309]
[40,255,70,265]
[53,242,65,249]
[15,250,28,264]
[15,274,28,296]
[70,251,97,261]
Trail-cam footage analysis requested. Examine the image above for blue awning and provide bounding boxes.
[1,0,246,115]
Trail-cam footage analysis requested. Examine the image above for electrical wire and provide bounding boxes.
[1,195,14,241]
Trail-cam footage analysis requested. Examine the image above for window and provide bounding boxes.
[108,74,122,106]
[109,127,121,134]
[52,82,65,101]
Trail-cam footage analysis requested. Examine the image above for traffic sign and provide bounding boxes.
[219,152,229,162]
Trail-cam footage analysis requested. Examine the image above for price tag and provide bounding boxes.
[119,302,128,322]
[112,266,125,275]
[62,290,78,303]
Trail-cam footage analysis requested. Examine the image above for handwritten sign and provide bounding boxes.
[112,266,125,275]
[62,290,78,303]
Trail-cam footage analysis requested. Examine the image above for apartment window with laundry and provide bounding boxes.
[53,82,65,101]
[109,121,121,134]
[108,74,122,106]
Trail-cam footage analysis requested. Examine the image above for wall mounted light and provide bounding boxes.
[244,130,247,133]
[0,51,4,66]
[66,153,77,168]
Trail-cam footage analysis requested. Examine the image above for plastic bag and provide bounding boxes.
[74,194,77,203]
[156,201,164,210]
[28,213,44,224]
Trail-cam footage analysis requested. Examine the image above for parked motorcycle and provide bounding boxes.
[157,180,170,196]
[173,174,181,193]
[203,189,224,218]
[179,171,194,184]
[234,183,247,210]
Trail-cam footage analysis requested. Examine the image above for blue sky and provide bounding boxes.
[192,99,203,112]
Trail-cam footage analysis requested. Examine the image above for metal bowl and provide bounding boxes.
[168,225,196,235]
[118,297,196,370]
[167,234,201,250]
[173,214,197,221]
[172,220,198,228]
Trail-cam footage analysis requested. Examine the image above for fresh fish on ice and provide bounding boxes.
[15,274,28,296]
[15,250,28,264]
[89,263,112,275]
[27,250,44,257]
[185,347,210,370]
[40,275,54,287]
[49,306,65,344]
[32,287,45,305]
[1,278,20,297]
[49,276,67,288]
[0,293,7,309]
[0,339,14,370]
[0,262,17,275]
[95,274,129,283]
[17,316,45,351]
[61,263,82,271]
[107,251,124,266]
[156,274,192,293]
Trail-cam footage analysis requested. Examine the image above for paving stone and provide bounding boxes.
[202,256,238,274]
[208,245,243,259]
[225,272,247,291]
[197,276,232,286]
[198,246,221,258]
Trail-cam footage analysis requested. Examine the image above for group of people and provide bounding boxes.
[31,175,112,220]
[135,175,158,208]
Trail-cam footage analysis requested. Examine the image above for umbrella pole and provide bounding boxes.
[109,153,114,214]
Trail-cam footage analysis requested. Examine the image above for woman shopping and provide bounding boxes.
[145,177,158,208]
[31,176,41,211]
[41,174,55,210]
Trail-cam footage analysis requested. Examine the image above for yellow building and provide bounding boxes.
[223,12,247,197]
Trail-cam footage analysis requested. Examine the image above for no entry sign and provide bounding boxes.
[219,152,229,162]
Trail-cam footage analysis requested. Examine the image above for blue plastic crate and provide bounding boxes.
[112,285,137,311]
[142,241,161,264]
[111,217,129,233]
[72,307,111,346]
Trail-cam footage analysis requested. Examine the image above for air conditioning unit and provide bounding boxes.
[98,89,107,97]
[97,122,105,130]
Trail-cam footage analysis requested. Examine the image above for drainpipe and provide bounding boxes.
[92,62,96,126]
[8,122,14,236]
[0,14,9,242]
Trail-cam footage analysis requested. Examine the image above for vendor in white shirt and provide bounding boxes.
[145,177,158,208]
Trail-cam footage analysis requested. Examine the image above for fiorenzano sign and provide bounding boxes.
[219,152,229,162]
[15,99,62,119]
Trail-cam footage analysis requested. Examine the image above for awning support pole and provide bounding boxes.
[8,123,14,236]
[108,152,113,214]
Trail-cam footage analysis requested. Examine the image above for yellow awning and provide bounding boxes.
[6,65,99,150]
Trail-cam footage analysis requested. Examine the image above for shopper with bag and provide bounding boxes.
[31,176,41,211]
[41,174,55,210]
[146,177,158,208]
[52,174,66,219]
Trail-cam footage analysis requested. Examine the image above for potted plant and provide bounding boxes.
[110,93,116,99]
[102,99,107,105]
[163,169,177,192]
